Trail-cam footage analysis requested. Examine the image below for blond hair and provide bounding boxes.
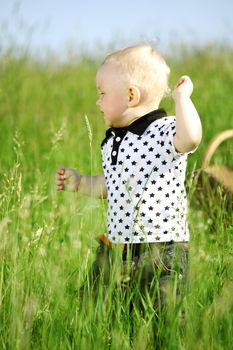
[102,44,170,104]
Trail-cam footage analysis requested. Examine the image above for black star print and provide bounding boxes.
[141,154,146,159]
[143,141,148,146]
[162,160,167,165]
[155,153,161,158]
[133,148,139,152]
[148,147,154,152]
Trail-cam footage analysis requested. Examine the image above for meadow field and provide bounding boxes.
[0,44,232,349]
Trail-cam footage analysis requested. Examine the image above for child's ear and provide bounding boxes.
[128,85,141,107]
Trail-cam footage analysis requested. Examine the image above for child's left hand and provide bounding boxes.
[172,75,193,100]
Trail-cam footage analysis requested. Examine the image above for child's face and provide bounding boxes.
[96,63,128,127]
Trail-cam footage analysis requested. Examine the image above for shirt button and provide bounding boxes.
[115,137,121,142]
[112,151,117,156]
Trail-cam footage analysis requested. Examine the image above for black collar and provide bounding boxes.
[101,108,167,147]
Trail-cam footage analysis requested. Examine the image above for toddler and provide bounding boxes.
[56,44,202,309]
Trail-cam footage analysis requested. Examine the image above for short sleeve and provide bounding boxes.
[162,117,197,158]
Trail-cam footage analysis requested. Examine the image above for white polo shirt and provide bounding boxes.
[101,109,192,244]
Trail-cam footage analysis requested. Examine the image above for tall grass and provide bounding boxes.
[0,45,232,349]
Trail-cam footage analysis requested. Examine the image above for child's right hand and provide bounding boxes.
[56,167,81,192]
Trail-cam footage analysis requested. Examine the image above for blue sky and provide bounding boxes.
[0,0,233,57]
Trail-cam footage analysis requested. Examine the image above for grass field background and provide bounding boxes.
[0,43,233,349]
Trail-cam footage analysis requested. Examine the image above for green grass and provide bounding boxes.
[0,44,233,349]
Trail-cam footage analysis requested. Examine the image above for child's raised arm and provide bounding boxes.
[56,167,107,199]
[172,75,202,153]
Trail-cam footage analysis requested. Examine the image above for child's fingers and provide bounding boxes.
[56,178,65,189]
[175,75,190,87]
[56,173,65,181]
[57,184,64,190]
[57,166,66,175]
[176,78,185,88]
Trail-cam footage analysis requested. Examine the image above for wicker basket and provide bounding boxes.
[201,129,233,193]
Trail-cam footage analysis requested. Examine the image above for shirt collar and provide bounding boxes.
[101,108,167,147]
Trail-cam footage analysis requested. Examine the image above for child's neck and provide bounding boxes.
[123,103,160,127]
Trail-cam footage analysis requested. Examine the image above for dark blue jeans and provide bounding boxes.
[88,240,189,311]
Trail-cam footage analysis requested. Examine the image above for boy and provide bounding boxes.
[56,44,202,308]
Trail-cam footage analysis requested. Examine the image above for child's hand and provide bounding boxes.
[56,167,81,192]
[172,75,193,100]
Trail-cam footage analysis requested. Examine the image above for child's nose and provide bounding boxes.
[96,99,100,106]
